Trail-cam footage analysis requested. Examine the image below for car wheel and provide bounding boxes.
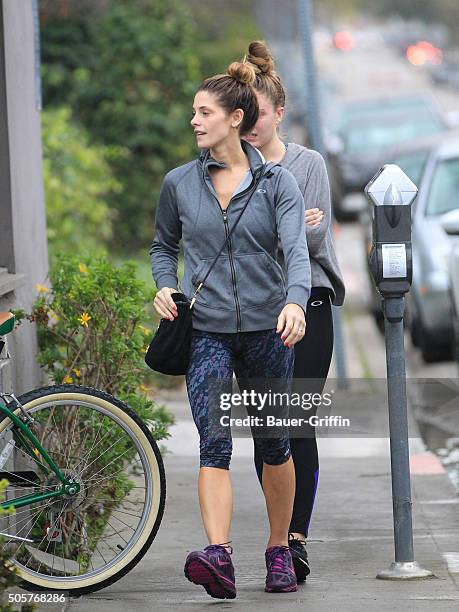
[410,312,421,348]
[419,320,451,363]
[452,302,459,365]
[372,306,385,334]
[334,207,359,223]
[407,299,421,348]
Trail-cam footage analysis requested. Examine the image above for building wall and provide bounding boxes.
[0,0,48,395]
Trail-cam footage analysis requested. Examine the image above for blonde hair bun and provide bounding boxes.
[247,40,275,75]
[226,61,256,84]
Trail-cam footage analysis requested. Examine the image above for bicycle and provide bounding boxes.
[0,311,166,595]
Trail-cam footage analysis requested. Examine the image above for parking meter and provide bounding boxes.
[365,165,417,299]
[364,165,432,580]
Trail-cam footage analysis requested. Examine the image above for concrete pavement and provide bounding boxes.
[65,431,459,611]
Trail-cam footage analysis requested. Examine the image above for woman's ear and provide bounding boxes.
[276,106,285,125]
[231,108,245,129]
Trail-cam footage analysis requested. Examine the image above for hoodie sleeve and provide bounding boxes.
[274,168,311,312]
[149,174,181,291]
[303,151,331,255]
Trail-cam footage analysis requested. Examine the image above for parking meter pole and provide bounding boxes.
[297,0,348,389]
[383,296,413,562]
[377,295,432,578]
[365,166,433,580]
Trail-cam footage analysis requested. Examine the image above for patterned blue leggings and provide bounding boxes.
[185,328,294,470]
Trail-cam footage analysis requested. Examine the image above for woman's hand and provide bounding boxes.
[153,287,178,321]
[276,303,306,347]
[305,207,324,227]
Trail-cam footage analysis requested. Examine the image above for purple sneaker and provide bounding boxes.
[265,545,298,593]
[184,543,236,599]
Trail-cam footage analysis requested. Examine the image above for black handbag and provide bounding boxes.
[145,164,267,375]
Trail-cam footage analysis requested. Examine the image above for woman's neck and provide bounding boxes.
[259,134,287,164]
[209,139,248,170]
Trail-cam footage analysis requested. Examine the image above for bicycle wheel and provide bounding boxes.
[0,384,166,595]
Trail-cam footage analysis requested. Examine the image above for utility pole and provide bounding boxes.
[297,0,348,387]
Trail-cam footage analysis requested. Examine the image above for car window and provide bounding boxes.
[392,151,429,185]
[344,115,443,154]
[425,158,459,216]
[334,98,441,133]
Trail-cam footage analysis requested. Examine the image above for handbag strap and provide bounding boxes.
[189,163,270,308]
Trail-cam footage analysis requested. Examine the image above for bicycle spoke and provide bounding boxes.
[64,405,80,473]
[101,520,130,545]
[110,508,142,520]
[72,424,117,475]
[12,502,56,565]
[27,501,70,572]
[79,438,129,478]
[1,478,60,492]
[84,464,145,489]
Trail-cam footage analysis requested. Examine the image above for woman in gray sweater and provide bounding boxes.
[241,40,345,582]
[150,59,311,598]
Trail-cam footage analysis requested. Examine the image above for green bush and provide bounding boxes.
[41,106,123,261]
[10,254,174,572]
[40,0,201,251]
[14,253,174,441]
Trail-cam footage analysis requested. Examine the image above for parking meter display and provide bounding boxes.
[382,244,407,278]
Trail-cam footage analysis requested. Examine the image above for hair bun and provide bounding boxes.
[226,61,256,85]
[246,40,275,75]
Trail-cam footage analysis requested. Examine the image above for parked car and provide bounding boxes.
[326,96,448,220]
[328,94,444,135]
[361,132,459,362]
[441,209,459,366]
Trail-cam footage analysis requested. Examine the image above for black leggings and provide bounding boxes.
[253,288,334,537]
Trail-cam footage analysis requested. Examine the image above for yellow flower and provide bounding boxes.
[36,283,49,293]
[79,263,89,274]
[72,368,81,378]
[139,384,149,392]
[48,309,59,324]
[138,325,151,335]
[63,375,73,384]
[78,312,91,327]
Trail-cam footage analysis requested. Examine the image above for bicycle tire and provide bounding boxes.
[0,384,166,596]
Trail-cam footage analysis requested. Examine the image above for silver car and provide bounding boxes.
[442,209,459,366]
[406,136,459,362]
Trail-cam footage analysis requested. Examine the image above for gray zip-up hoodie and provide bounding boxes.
[149,139,311,333]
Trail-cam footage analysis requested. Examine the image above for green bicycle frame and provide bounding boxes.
[0,399,78,510]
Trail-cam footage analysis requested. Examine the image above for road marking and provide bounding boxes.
[409,451,446,474]
[421,499,459,504]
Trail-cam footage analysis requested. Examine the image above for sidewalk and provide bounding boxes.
[65,428,459,611]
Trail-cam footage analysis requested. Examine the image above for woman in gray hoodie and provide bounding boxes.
[150,60,312,598]
[241,40,345,583]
